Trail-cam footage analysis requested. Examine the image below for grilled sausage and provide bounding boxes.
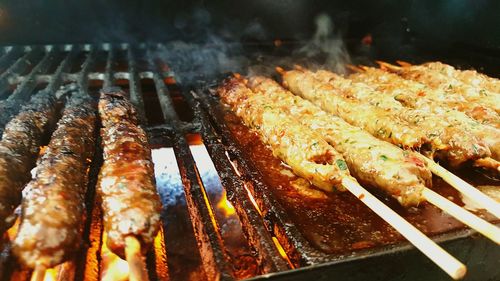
[0,90,58,235]
[12,90,96,268]
[97,87,161,258]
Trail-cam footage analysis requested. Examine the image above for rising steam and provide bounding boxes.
[156,12,350,83]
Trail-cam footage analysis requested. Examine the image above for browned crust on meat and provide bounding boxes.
[0,90,58,234]
[12,90,96,268]
[97,87,161,258]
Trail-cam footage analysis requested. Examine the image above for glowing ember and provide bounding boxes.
[217,191,236,217]
[100,234,130,281]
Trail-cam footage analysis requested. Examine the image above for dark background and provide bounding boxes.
[0,0,499,50]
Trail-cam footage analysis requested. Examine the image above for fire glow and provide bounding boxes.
[100,233,130,281]
[217,191,236,217]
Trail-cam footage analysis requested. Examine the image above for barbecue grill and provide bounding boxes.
[0,1,499,281]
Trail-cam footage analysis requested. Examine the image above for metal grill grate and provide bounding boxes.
[0,43,291,281]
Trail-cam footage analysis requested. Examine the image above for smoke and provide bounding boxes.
[294,14,350,73]
[155,11,350,84]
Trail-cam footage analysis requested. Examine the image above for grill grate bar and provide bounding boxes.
[103,45,114,88]
[7,48,56,102]
[0,47,42,98]
[0,47,23,73]
[197,91,327,266]
[46,45,77,93]
[197,103,291,273]
[76,46,96,89]
[146,46,234,281]
[127,46,146,124]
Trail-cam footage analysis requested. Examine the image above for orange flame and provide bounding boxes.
[100,234,130,281]
[43,268,58,281]
[272,237,295,269]
[217,191,236,217]
[39,146,47,156]
[7,217,20,241]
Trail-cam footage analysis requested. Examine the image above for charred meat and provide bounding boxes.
[12,90,96,268]
[97,87,162,258]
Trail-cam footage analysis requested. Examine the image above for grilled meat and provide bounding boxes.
[419,62,500,94]
[98,87,161,258]
[12,91,96,268]
[383,63,500,114]
[219,77,351,192]
[0,90,58,235]
[245,76,431,206]
[350,67,500,162]
[281,69,428,150]
[309,69,491,167]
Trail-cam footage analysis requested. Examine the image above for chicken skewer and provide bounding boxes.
[0,89,58,236]
[280,68,500,219]
[281,68,490,167]
[218,76,466,279]
[244,76,431,206]
[378,61,500,115]
[309,69,491,168]
[374,63,499,129]
[98,87,162,280]
[12,90,96,277]
[349,66,500,166]
[402,61,500,94]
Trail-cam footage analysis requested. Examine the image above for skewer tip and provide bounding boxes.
[396,60,413,67]
[346,64,364,72]
[125,236,148,281]
[275,66,285,75]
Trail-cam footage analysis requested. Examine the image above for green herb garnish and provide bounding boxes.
[336,159,348,171]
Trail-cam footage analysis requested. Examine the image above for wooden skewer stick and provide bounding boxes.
[341,177,466,280]
[346,64,364,72]
[376,60,402,71]
[30,265,46,281]
[474,157,500,172]
[422,156,500,218]
[423,187,500,244]
[396,60,413,67]
[125,236,149,281]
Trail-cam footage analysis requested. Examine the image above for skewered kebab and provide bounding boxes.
[378,62,500,114]
[0,89,58,236]
[12,90,96,270]
[376,62,499,129]
[219,77,350,191]
[281,68,500,217]
[308,69,494,169]
[281,68,491,168]
[411,61,500,94]
[243,76,432,206]
[97,87,162,260]
[349,67,500,165]
[218,76,468,279]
